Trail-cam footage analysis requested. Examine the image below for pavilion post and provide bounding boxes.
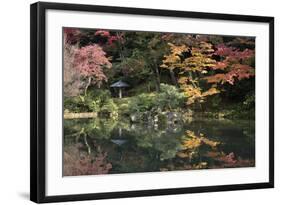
[119,88,122,98]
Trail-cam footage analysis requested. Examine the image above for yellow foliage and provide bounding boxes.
[161,41,219,106]
[177,130,221,161]
[161,43,188,70]
[178,76,189,85]
[181,85,202,105]
[183,137,202,149]
[202,87,220,97]
[182,48,216,72]
[194,162,208,169]
[201,137,220,148]
[176,152,190,158]
[182,130,220,150]
[186,130,198,138]
[199,41,214,54]
[168,43,188,55]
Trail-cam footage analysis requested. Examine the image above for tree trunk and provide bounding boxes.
[153,65,161,92]
[84,77,92,97]
[169,69,178,86]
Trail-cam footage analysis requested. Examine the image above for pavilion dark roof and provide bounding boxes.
[110,80,129,88]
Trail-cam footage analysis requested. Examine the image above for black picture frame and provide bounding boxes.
[30,1,274,203]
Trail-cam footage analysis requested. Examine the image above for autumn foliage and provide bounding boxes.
[63,29,255,175]
[63,28,112,97]
[64,145,112,176]
[161,35,255,105]
[204,44,255,85]
[73,44,112,87]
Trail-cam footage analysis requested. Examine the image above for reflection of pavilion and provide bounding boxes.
[111,127,127,146]
[110,80,129,98]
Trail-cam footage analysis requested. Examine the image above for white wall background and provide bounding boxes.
[0,0,279,204]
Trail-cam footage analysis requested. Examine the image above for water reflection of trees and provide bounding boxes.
[63,144,112,176]
[64,118,255,176]
[164,130,255,171]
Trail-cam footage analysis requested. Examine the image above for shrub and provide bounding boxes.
[64,88,117,113]
[242,92,255,110]
[126,84,186,115]
[118,103,130,115]
[157,84,186,110]
[64,96,90,113]
[129,93,158,113]
[100,98,118,113]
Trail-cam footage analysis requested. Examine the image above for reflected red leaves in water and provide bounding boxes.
[217,152,237,165]
[214,152,255,168]
[63,145,112,176]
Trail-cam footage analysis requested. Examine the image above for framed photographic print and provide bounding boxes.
[30,1,274,203]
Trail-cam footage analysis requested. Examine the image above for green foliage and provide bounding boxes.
[124,84,186,115]
[210,95,222,109]
[64,96,90,113]
[242,92,255,110]
[129,93,158,113]
[64,88,118,114]
[157,113,168,124]
[114,98,132,116]
[218,95,255,120]
[226,104,255,119]
[64,118,118,140]
[157,84,186,110]
[100,98,118,114]
[63,29,256,176]
[64,29,255,120]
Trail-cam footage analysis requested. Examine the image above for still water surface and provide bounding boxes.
[63,118,255,176]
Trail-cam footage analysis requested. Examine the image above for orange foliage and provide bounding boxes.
[161,37,255,105]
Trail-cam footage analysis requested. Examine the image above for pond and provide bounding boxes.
[63,117,255,176]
